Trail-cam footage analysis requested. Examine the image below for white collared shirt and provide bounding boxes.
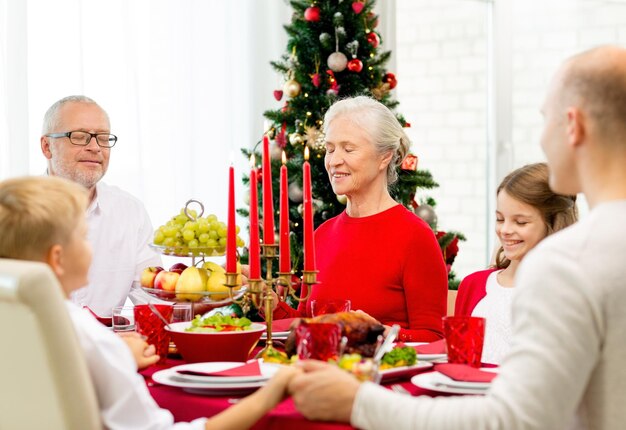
[66,301,206,429]
[70,182,162,316]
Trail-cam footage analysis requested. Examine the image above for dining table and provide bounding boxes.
[142,347,464,430]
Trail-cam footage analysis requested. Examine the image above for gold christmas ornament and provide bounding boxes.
[289,132,304,145]
[304,125,322,147]
[283,79,301,98]
[371,82,390,100]
[336,194,348,205]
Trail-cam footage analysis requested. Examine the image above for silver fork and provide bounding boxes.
[390,384,411,396]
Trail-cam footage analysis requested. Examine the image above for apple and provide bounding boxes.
[154,270,180,292]
[140,266,164,288]
[169,262,188,274]
[175,266,209,301]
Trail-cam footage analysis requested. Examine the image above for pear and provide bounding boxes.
[175,266,209,301]
[206,270,230,301]
[202,261,225,275]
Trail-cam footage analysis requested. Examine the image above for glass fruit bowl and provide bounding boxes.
[136,282,247,305]
[149,243,225,258]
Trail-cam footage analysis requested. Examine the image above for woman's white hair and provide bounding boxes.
[322,96,411,185]
[41,95,108,134]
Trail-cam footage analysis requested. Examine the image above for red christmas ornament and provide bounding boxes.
[273,90,283,101]
[436,231,460,266]
[275,122,287,148]
[326,69,339,91]
[401,154,418,171]
[311,73,321,87]
[352,1,364,14]
[366,32,380,48]
[405,122,411,128]
[304,6,321,22]
[383,72,398,89]
[347,58,363,73]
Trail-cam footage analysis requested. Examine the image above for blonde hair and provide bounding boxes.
[323,96,411,185]
[0,176,88,261]
[494,163,578,269]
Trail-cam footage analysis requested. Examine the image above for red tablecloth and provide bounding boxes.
[143,350,453,429]
[143,360,354,430]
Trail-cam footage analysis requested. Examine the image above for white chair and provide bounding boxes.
[0,259,101,430]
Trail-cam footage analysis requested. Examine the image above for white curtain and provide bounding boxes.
[0,0,289,230]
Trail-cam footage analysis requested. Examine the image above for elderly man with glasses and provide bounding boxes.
[41,95,161,317]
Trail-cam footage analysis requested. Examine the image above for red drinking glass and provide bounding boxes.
[310,299,351,317]
[134,304,174,363]
[295,321,342,362]
[442,316,486,368]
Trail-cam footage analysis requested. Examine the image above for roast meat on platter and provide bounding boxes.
[284,312,385,358]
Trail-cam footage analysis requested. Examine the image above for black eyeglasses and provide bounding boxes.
[45,131,117,148]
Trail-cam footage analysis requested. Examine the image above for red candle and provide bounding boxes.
[249,155,261,279]
[226,165,237,273]
[302,146,316,271]
[262,135,276,245]
[279,151,291,273]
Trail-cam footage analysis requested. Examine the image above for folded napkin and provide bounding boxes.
[435,363,497,383]
[83,306,113,327]
[176,361,262,378]
[272,318,299,332]
[414,339,446,354]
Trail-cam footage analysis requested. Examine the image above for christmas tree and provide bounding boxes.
[240,0,465,290]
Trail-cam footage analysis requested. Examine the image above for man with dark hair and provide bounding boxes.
[288,45,626,430]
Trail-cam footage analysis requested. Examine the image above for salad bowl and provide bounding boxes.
[165,318,265,363]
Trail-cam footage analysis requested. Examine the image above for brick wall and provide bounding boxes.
[395,0,626,280]
[396,0,490,280]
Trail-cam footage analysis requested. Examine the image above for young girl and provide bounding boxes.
[455,163,577,364]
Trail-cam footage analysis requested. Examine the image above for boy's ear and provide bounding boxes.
[45,244,65,278]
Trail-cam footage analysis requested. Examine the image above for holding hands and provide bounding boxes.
[118,332,160,370]
[289,360,360,422]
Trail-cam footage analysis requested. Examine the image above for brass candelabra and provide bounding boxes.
[223,243,316,358]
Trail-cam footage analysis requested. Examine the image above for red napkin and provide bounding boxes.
[83,306,113,327]
[176,361,262,377]
[414,339,446,354]
[435,363,497,383]
[272,317,299,332]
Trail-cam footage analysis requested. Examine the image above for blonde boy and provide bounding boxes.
[0,176,295,430]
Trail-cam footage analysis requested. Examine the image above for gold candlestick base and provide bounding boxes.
[261,243,279,258]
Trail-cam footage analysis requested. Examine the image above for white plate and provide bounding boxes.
[379,361,433,382]
[152,362,281,395]
[168,361,276,384]
[260,331,290,340]
[411,371,490,395]
[403,342,447,361]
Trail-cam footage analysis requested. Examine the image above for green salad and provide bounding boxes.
[185,314,252,332]
[380,346,417,370]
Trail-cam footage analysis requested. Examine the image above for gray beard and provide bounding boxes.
[48,157,103,190]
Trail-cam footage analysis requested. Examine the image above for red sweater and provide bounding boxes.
[454,268,498,316]
[274,205,448,342]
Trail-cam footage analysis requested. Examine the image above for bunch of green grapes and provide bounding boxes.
[153,208,245,251]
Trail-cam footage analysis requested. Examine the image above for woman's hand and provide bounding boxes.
[118,332,160,370]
